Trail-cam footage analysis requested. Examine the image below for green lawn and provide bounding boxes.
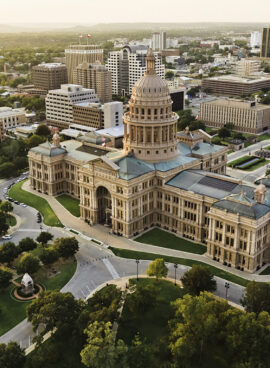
[257,133,270,142]
[9,180,63,227]
[6,214,16,227]
[0,259,77,336]
[135,228,206,255]
[56,194,80,217]
[109,247,249,287]
[259,266,270,275]
[117,278,184,345]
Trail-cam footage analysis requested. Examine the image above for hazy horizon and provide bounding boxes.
[1,0,270,24]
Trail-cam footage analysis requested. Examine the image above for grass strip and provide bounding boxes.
[109,247,249,287]
[9,180,63,227]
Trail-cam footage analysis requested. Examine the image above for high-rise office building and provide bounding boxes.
[32,63,68,91]
[46,84,99,129]
[106,45,165,95]
[65,45,104,83]
[261,26,270,58]
[250,31,261,48]
[73,62,112,103]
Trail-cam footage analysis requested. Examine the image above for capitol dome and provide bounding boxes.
[123,49,179,163]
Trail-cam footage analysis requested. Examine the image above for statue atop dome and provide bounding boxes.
[145,48,156,75]
[53,132,61,147]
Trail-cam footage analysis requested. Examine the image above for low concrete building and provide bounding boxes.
[202,74,270,96]
[46,84,99,129]
[200,99,270,134]
[0,107,27,130]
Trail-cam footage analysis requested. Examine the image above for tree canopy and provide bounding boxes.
[146,258,168,280]
[181,265,217,296]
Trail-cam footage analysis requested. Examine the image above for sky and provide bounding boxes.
[0,0,270,24]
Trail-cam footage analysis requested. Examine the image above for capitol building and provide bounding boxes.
[28,50,270,273]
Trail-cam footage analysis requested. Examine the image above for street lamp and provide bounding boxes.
[174,263,178,286]
[225,282,230,300]
[136,259,140,281]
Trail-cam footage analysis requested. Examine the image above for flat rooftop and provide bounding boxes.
[204,74,270,84]
[201,98,270,111]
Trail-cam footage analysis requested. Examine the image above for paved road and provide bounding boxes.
[0,176,245,348]
[227,139,270,184]
[0,234,245,348]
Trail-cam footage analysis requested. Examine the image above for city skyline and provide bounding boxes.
[1,0,270,24]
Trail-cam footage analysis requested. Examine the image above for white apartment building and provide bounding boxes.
[103,101,123,129]
[250,31,261,48]
[0,107,27,130]
[45,84,99,129]
[151,31,167,50]
[106,45,165,96]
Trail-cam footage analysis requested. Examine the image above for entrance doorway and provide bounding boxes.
[96,186,112,226]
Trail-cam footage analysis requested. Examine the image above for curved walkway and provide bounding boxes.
[22,180,270,283]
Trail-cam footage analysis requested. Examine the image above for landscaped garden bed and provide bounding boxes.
[228,155,269,171]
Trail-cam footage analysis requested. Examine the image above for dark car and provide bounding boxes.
[14,201,20,205]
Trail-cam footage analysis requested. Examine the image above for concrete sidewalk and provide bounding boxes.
[22,180,270,283]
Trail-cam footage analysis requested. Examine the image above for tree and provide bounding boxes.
[218,127,231,139]
[27,291,83,342]
[127,334,154,368]
[80,321,128,368]
[0,266,12,289]
[87,284,122,323]
[165,71,174,79]
[16,253,40,275]
[13,156,28,171]
[169,292,230,368]
[127,283,158,313]
[26,134,45,149]
[0,342,25,368]
[211,136,221,145]
[36,231,54,245]
[0,162,17,178]
[0,242,18,264]
[146,258,168,280]
[225,122,234,131]
[0,200,13,213]
[0,211,9,236]
[18,237,37,252]
[53,237,79,258]
[40,247,59,265]
[241,281,270,315]
[181,265,216,296]
[177,109,195,130]
[224,309,270,368]
[36,124,51,137]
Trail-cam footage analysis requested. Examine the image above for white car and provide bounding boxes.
[2,234,12,240]
[20,203,27,207]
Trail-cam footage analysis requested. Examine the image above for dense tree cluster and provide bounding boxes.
[2,263,269,368]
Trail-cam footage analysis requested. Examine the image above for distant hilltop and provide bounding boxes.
[0,22,268,34]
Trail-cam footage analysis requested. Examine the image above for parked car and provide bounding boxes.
[2,234,12,240]
[20,203,27,207]
[14,201,20,205]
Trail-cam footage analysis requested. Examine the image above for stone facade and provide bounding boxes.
[28,50,270,273]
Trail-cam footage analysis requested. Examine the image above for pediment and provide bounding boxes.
[92,156,120,171]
